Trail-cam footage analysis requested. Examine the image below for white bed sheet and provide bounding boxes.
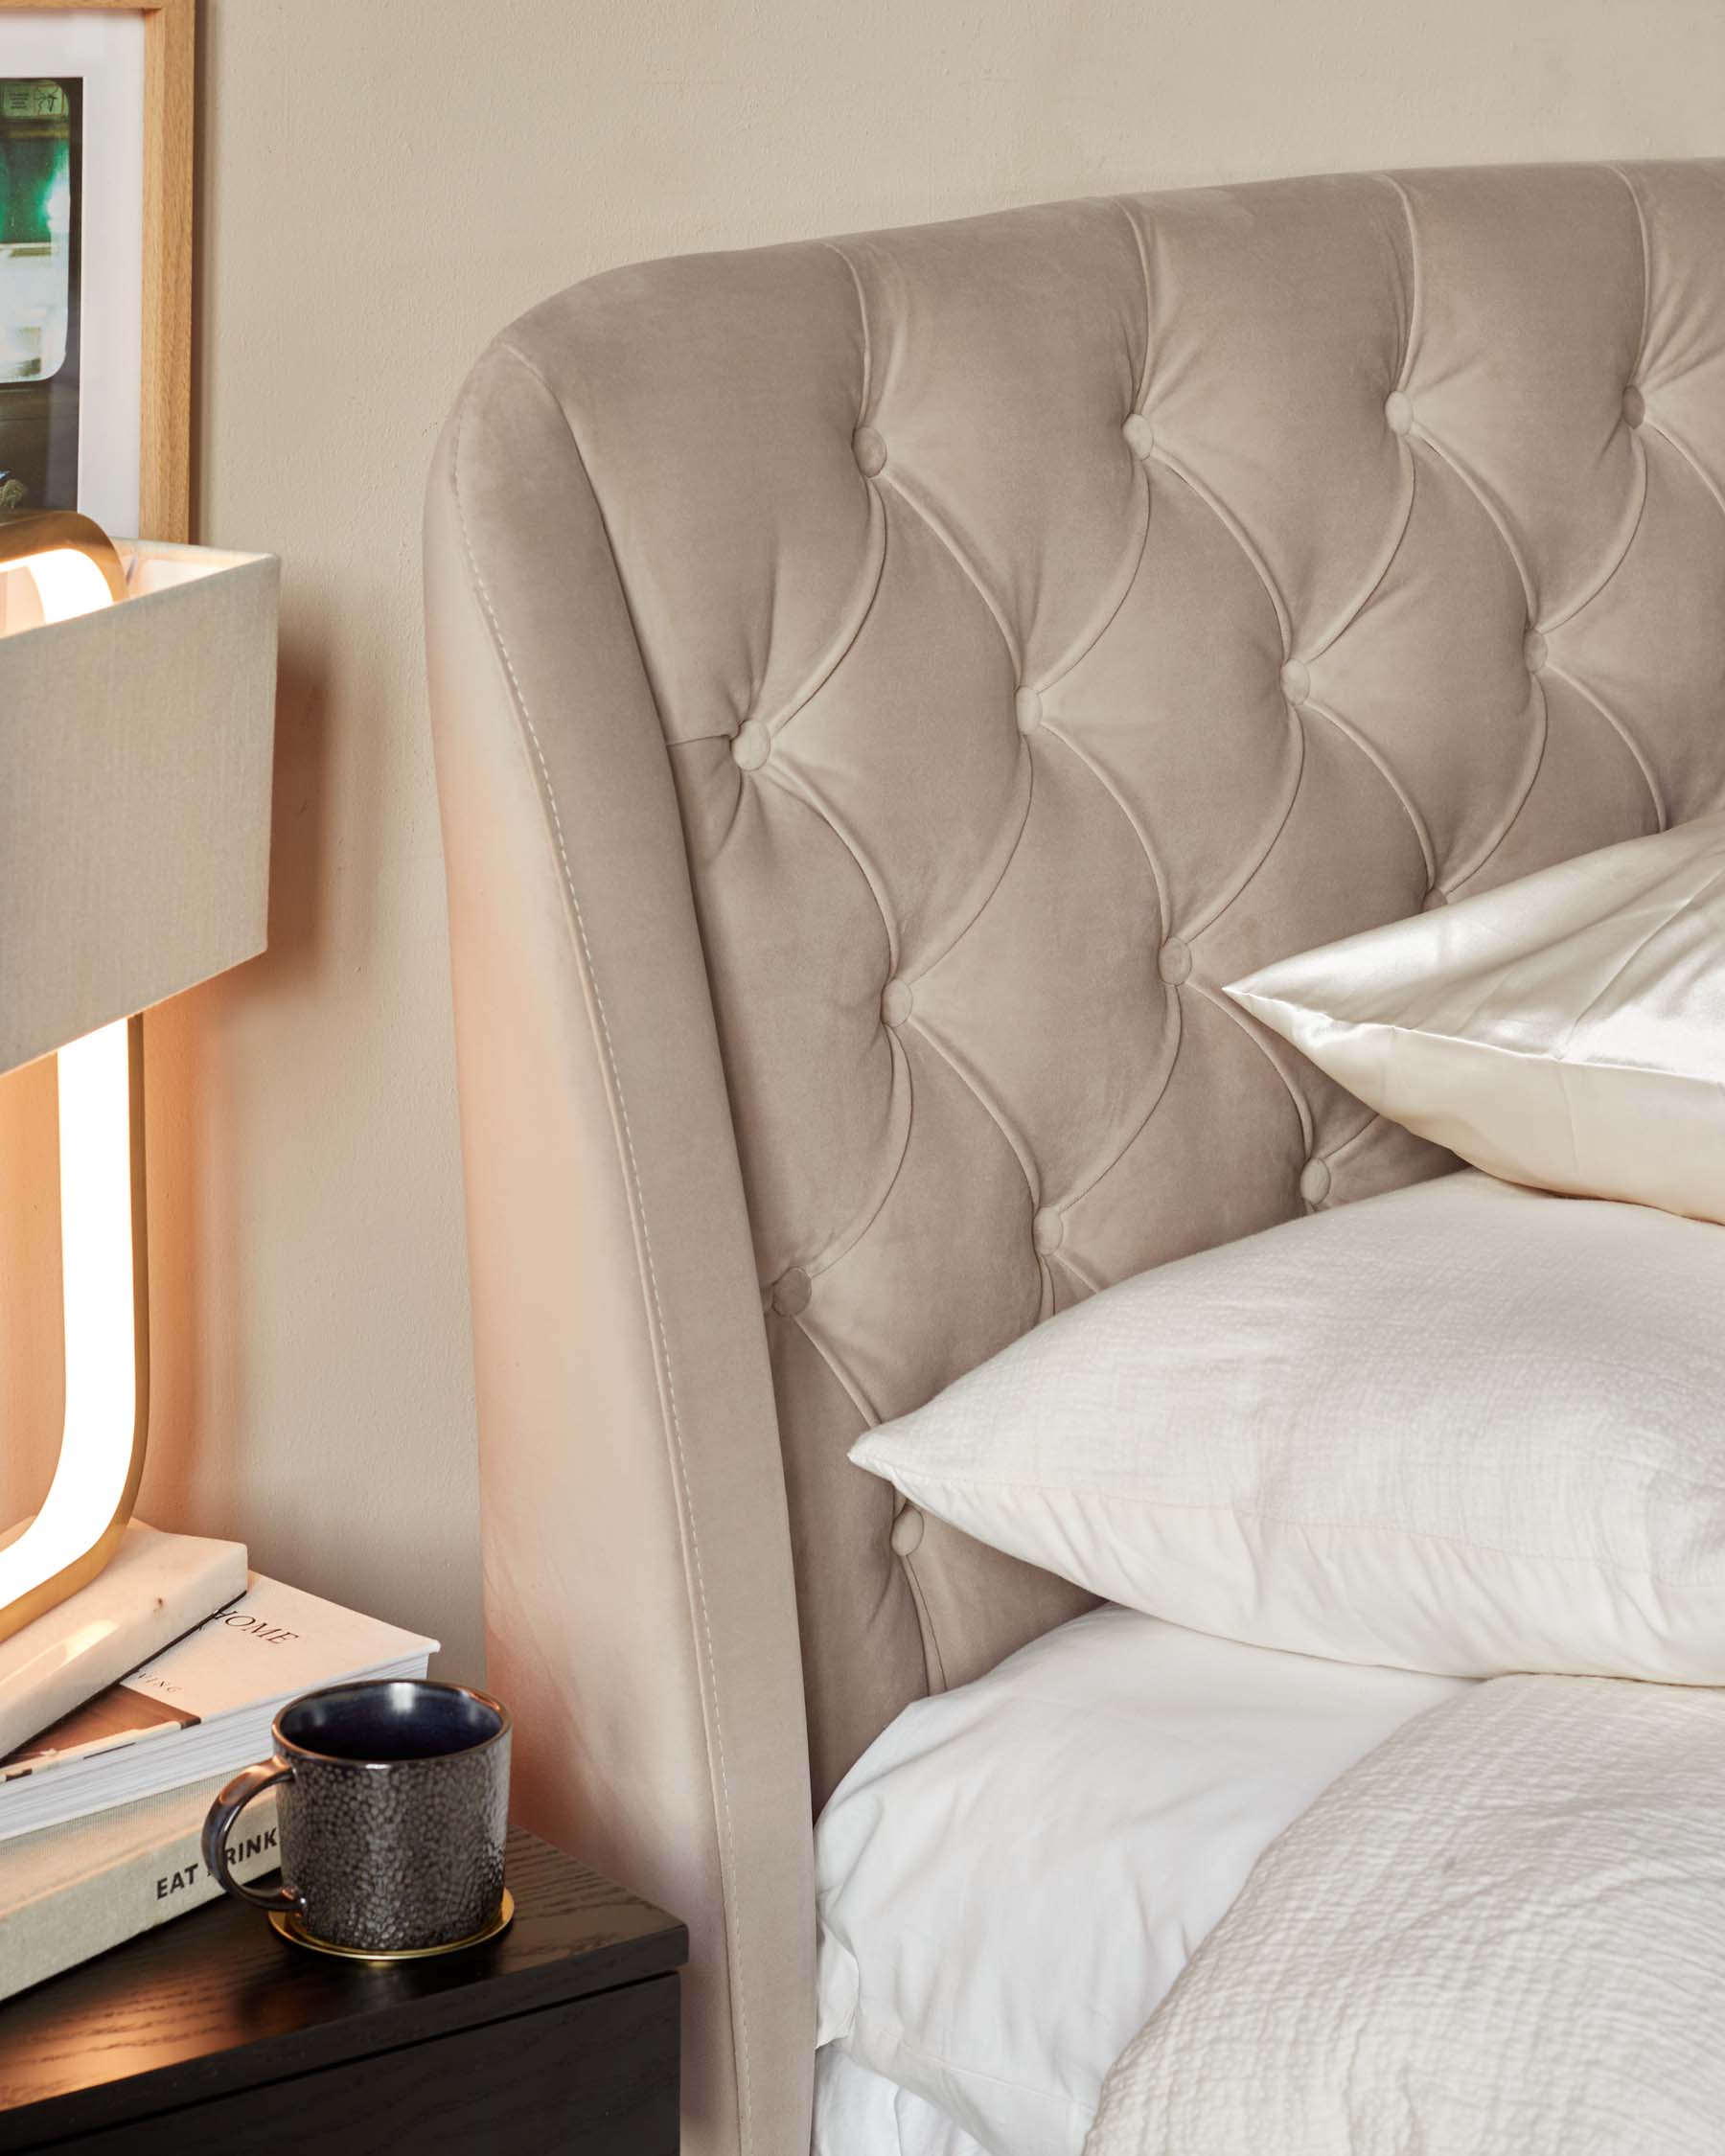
[815,1604,1470,2156]
[815,2045,989,2156]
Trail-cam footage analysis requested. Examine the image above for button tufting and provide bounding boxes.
[770,1267,812,1319]
[588,177,1725,1798]
[1523,628,1548,675]
[731,718,770,770]
[890,1504,925,1557]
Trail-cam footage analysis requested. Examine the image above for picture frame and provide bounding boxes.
[0,0,192,543]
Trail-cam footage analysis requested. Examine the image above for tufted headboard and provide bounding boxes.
[426,162,1725,2156]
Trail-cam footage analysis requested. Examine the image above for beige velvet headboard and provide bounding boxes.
[425,161,1725,2156]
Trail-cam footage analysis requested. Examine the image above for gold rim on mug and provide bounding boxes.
[267,1887,515,1963]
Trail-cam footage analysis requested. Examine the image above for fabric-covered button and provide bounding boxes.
[1015,687,1043,735]
[770,1267,811,1319]
[732,719,770,770]
[853,426,887,476]
[881,976,913,1028]
[1300,1158,1331,1206]
[1122,413,1155,461]
[1032,1206,1065,1256]
[1523,628,1548,675]
[1158,937,1192,985]
[1384,391,1414,436]
[890,1504,925,1557]
[1279,659,1310,705]
[1622,385,1645,429]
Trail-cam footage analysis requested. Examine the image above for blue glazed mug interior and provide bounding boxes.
[278,1679,506,1764]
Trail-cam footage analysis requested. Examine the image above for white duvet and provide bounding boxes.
[1087,1673,1725,2156]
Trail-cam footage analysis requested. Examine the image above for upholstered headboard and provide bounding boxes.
[426,162,1725,2156]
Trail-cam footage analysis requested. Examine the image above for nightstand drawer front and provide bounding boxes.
[19,1977,679,2156]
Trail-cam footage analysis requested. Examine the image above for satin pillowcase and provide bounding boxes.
[1228,810,1725,1224]
[852,1172,1725,1685]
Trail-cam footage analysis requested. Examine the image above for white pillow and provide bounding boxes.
[1229,811,1725,1224]
[816,1604,1467,2156]
[851,1172,1725,1684]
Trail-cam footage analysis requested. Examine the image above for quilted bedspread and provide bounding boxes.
[1085,1673,1725,2156]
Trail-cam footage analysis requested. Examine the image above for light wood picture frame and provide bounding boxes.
[0,0,193,541]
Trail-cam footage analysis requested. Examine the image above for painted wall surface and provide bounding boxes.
[2,0,1720,1679]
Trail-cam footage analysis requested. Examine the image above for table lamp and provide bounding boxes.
[0,510,278,1701]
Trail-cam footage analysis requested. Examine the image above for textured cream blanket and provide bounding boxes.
[1086,1674,1725,2156]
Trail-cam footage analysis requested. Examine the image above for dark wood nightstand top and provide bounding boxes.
[0,1826,687,2152]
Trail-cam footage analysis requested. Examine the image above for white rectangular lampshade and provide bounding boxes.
[0,539,279,1074]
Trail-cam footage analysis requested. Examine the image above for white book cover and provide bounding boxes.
[0,1575,437,1842]
[0,1524,250,1759]
[0,1774,283,2002]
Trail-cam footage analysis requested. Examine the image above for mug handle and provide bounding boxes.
[202,1757,303,1913]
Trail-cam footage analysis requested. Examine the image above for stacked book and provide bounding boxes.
[0,1571,437,2000]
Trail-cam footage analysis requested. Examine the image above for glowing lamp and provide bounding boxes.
[0,511,279,1645]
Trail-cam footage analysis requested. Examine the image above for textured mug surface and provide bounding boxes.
[203,1679,511,1953]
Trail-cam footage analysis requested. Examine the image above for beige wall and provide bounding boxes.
[3,0,1720,1682]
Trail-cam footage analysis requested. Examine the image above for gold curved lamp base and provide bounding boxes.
[0,1017,150,1647]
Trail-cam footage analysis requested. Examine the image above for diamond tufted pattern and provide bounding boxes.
[493,163,1725,1805]
[432,164,1725,2154]
[573,162,1724,1801]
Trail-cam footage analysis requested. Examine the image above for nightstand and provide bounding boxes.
[0,1826,685,2154]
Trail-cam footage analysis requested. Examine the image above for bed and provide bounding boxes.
[424,160,1725,2155]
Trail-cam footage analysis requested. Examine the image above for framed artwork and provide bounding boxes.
[0,0,191,541]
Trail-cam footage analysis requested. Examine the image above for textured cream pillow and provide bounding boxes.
[851,1173,1725,1684]
[1229,811,1725,1224]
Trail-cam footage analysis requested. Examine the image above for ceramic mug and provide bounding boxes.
[203,1678,511,1956]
